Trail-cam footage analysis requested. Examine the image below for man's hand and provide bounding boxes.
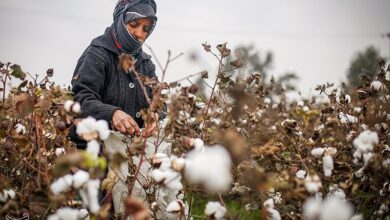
[112,110,140,136]
[142,112,159,138]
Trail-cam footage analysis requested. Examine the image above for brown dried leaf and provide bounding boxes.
[251,139,281,157]
[14,92,34,117]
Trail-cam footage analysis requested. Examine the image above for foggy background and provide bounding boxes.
[0,0,389,96]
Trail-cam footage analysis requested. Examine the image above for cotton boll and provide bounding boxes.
[5,189,15,199]
[263,198,275,208]
[78,188,89,207]
[79,209,89,219]
[266,207,281,220]
[95,120,110,140]
[193,138,205,151]
[152,153,171,170]
[171,157,186,172]
[296,170,306,179]
[76,117,110,141]
[63,100,73,112]
[303,197,322,220]
[72,170,90,188]
[362,152,373,167]
[320,197,353,220]
[162,169,183,193]
[336,94,351,104]
[55,148,65,156]
[371,80,383,91]
[304,175,322,193]
[263,199,281,220]
[302,106,310,112]
[14,123,26,135]
[211,118,221,126]
[86,140,100,159]
[87,179,101,214]
[151,168,183,193]
[322,155,334,177]
[353,150,362,160]
[205,201,227,219]
[339,112,358,124]
[185,145,232,193]
[0,189,16,202]
[353,130,379,153]
[71,102,81,113]
[151,169,166,183]
[355,167,365,178]
[50,174,73,195]
[272,192,283,204]
[328,185,346,201]
[166,200,185,213]
[353,107,362,114]
[0,191,8,202]
[48,208,89,220]
[311,148,325,157]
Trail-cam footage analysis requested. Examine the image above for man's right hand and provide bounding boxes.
[112,110,140,136]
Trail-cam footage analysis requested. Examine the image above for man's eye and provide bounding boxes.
[129,22,139,28]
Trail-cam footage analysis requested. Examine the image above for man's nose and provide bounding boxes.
[134,28,146,41]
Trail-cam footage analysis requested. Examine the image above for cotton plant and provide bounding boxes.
[50,170,90,195]
[311,147,337,177]
[75,116,110,162]
[50,169,101,214]
[150,153,183,194]
[352,130,379,177]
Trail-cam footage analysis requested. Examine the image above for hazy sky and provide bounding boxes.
[0,0,389,96]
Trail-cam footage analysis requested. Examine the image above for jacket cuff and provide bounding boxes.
[96,104,121,124]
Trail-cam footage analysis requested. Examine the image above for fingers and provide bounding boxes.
[143,122,157,138]
[113,116,140,136]
[127,117,140,135]
[122,119,135,135]
[113,120,127,134]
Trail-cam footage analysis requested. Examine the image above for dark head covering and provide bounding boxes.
[112,0,157,55]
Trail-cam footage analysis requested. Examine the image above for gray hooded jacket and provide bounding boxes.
[70,26,156,147]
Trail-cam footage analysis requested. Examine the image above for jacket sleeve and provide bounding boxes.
[72,47,121,123]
